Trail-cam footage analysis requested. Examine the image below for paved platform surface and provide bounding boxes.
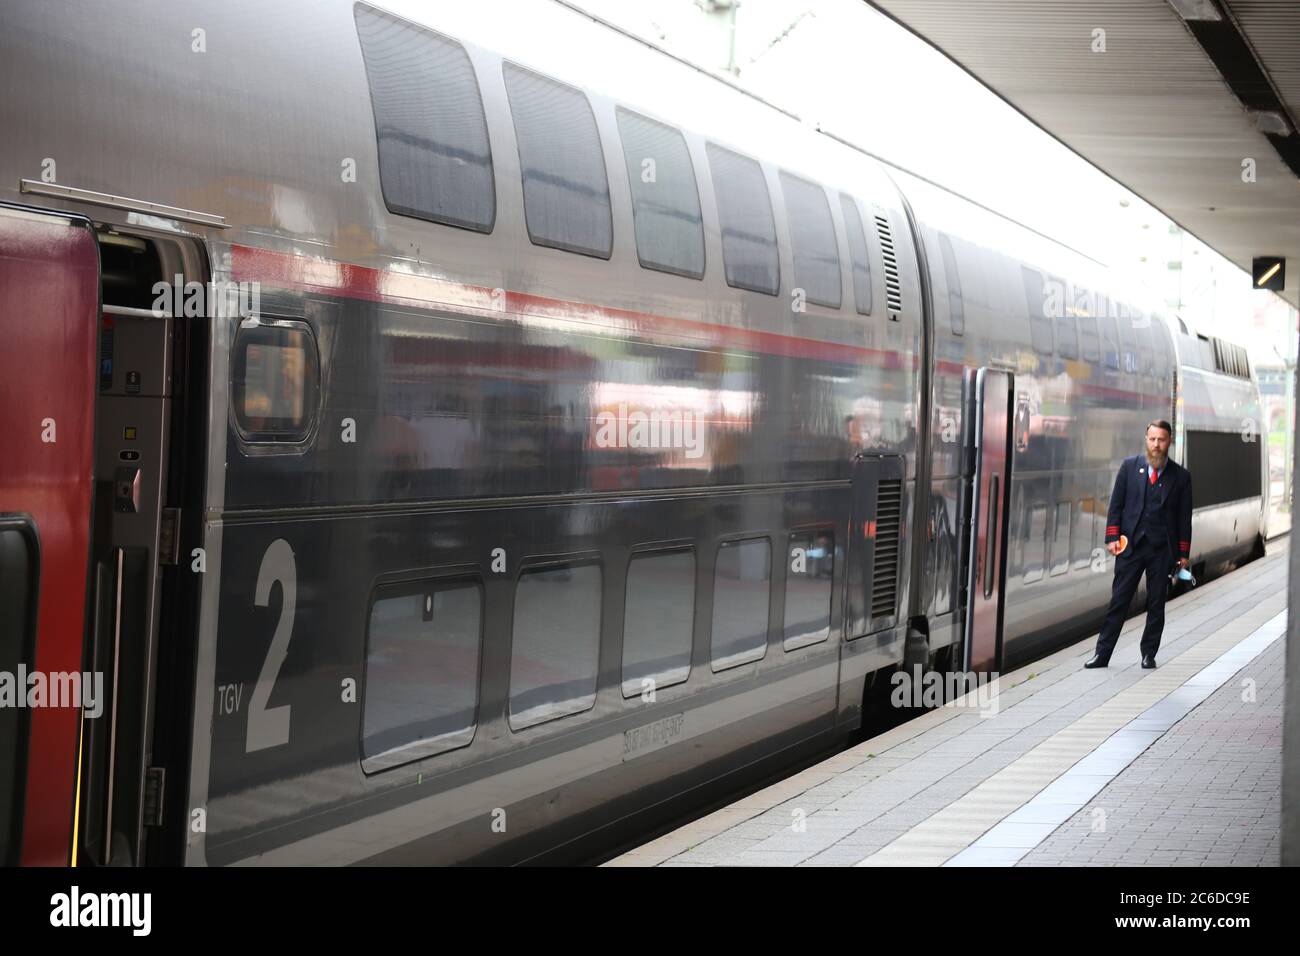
[1019,638,1282,867]
[607,537,1287,867]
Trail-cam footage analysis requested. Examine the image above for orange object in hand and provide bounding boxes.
[1116,534,1128,554]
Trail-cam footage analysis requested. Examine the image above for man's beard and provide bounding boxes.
[1147,449,1168,470]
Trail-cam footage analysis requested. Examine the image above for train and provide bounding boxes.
[0,0,1267,866]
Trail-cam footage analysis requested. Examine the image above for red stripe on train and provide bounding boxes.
[229,244,913,368]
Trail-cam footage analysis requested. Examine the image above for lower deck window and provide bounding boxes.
[784,531,833,650]
[362,577,482,772]
[1023,501,1047,583]
[711,537,771,670]
[622,549,695,697]
[509,561,602,730]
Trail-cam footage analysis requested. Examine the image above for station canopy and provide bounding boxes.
[867,0,1300,308]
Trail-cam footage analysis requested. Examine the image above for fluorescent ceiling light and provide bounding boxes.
[1256,262,1281,287]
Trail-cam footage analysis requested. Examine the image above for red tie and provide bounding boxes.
[1149,467,1157,485]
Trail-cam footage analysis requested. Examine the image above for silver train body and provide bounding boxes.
[0,0,1265,865]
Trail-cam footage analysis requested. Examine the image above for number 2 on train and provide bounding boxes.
[246,538,296,753]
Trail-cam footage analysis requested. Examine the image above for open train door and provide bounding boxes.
[962,367,1013,676]
[0,204,99,865]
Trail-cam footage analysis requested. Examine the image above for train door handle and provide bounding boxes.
[984,474,1000,599]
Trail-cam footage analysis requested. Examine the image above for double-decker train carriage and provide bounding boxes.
[0,0,1266,865]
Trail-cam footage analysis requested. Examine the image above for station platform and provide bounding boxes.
[607,537,1288,867]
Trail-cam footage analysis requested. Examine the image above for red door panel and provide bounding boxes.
[0,205,99,865]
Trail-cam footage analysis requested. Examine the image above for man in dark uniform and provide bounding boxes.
[1085,420,1193,669]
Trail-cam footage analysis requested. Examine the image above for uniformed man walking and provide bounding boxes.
[1085,420,1193,669]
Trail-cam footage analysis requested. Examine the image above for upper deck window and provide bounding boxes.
[355,5,495,233]
[780,172,841,309]
[839,194,873,315]
[616,109,705,278]
[706,144,779,295]
[938,232,964,335]
[504,63,613,259]
[1021,266,1055,355]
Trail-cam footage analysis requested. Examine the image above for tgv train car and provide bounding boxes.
[0,0,1266,866]
[1169,326,1267,572]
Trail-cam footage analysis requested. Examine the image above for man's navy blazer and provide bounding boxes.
[1103,454,1193,562]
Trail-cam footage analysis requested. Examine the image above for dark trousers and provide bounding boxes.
[1094,534,1173,661]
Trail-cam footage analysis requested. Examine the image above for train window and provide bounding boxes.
[1080,314,1101,363]
[1185,430,1262,506]
[509,561,602,730]
[1009,484,1025,577]
[1132,315,1153,373]
[938,233,964,335]
[1118,313,1138,372]
[839,194,873,315]
[1153,318,1171,375]
[706,143,779,295]
[1099,295,1119,370]
[1072,497,1095,569]
[503,63,613,259]
[1098,474,1113,545]
[231,320,320,443]
[615,109,705,279]
[1021,266,1054,355]
[779,172,841,309]
[361,577,483,773]
[1111,314,1128,373]
[1023,499,1047,583]
[1049,501,1070,575]
[1073,287,1100,362]
[784,531,833,650]
[711,537,771,670]
[622,548,695,697]
[1055,304,1078,360]
[354,5,495,233]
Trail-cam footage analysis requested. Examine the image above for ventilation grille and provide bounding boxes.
[871,479,902,619]
[1211,336,1249,379]
[874,213,903,317]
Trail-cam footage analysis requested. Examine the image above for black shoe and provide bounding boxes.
[1084,654,1109,669]
[1141,655,1156,669]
